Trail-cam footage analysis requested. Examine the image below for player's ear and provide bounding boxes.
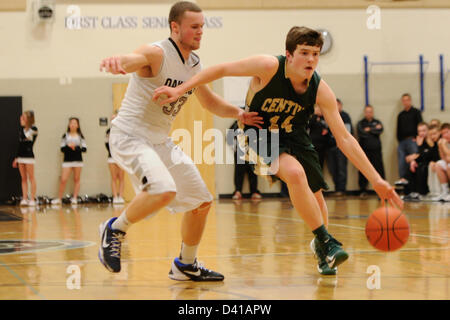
[170,21,180,35]
[285,49,293,62]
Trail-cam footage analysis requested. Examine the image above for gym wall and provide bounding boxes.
[1,3,449,197]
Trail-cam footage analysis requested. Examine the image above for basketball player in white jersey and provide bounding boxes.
[98,1,262,281]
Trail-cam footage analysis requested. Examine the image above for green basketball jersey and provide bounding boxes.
[245,55,321,148]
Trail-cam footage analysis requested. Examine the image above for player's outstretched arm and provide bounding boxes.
[317,80,403,210]
[100,45,163,75]
[194,84,263,128]
[152,55,277,105]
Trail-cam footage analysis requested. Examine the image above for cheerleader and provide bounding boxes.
[51,117,86,205]
[12,111,38,206]
[106,112,125,204]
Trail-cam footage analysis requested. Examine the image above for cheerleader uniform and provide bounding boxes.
[16,126,38,164]
[60,133,87,167]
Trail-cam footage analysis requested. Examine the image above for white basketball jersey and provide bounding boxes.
[112,38,202,144]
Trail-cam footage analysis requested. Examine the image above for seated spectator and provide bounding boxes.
[431,123,450,201]
[403,124,440,200]
[430,118,441,128]
[404,122,429,166]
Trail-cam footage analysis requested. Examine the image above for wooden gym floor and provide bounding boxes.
[0,197,448,300]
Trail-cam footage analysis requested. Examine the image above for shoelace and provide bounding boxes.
[323,237,344,257]
[109,232,125,258]
[193,260,210,273]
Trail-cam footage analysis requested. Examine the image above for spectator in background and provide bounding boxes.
[12,111,38,206]
[106,111,125,204]
[51,117,87,205]
[403,123,440,200]
[327,98,353,196]
[431,123,450,201]
[404,122,429,166]
[357,105,385,197]
[308,105,333,168]
[395,93,422,185]
[227,120,262,200]
[430,119,441,129]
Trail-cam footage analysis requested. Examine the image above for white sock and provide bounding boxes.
[111,210,131,232]
[441,184,449,194]
[179,242,198,265]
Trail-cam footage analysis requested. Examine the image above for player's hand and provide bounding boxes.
[373,179,404,210]
[237,109,263,129]
[100,56,126,75]
[12,158,17,168]
[152,86,182,105]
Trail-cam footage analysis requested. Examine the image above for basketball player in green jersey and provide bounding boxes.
[153,26,403,275]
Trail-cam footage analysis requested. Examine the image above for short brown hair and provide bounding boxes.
[286,26,323,55]
[441,123,450,131]
[169,1,202,31]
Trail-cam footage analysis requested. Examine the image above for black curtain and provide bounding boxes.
[0,97,22,202]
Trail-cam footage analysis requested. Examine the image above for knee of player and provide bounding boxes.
[284,167,307,185]
[199,201,212,211]
[192,201,212,215]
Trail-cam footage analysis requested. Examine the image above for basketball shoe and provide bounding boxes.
[314,235,349,270]
[98,217,126,273]
[310,238,337,275]
[169,257,224,282]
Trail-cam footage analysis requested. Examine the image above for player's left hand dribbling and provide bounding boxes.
[373,179,404,210]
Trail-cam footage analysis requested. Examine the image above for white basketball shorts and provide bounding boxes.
[109,125,213,213]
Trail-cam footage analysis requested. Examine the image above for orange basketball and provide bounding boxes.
[365,206,410,251]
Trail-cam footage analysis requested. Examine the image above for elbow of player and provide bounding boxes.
[335,133,354,151]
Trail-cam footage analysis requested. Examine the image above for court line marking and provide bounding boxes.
[0,209,448,276]
[0,239,96,256]
[0,258,46,299]
[2,246,449,268]
[221,209,450,241]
